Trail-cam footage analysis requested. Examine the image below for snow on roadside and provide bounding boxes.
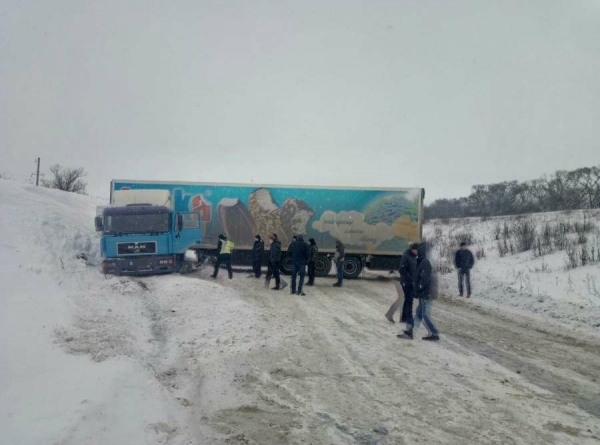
[424,210,600,337]
[0,181,258,444]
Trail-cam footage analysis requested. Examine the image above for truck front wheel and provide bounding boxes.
[343,256,362,279]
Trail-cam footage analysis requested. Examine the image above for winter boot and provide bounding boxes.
[397,330,413,340]
[422,335,440,341]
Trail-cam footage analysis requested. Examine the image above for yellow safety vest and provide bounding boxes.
[220,240,234,255]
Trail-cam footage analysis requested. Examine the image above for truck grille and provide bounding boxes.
[117,241,157,255]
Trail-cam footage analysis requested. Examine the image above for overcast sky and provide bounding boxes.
[2,0,600,202]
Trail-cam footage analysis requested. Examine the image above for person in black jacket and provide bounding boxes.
[455,242,475,298]
[287,236,297,255]
[399,242,439,340]
[290,235,309,295]
[307,238,319,286]
[266,234,286,290]
[251,235,264,278]
[394,243,418,329]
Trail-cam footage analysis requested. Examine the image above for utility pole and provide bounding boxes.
[35,157,41,186]
[31,158,43,186]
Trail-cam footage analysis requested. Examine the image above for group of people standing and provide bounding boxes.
[213,232,476,342]
[212,233,347,295]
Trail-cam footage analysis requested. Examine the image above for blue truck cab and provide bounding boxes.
[95,190,201,275]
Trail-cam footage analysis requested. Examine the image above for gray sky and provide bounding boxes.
[2,0,600,203]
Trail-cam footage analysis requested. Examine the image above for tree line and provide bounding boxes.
[425,166,600,220]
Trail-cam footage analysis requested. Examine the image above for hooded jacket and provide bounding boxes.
[399,248,417,286]
[416,242,438,300]
[252,238,264,260]
[269,239,282,263]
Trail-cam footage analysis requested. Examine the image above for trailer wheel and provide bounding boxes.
[315,255,332,277]
[343,256,362,279]
[281,255,293,275]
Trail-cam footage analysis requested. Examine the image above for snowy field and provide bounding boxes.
[1,180,600,445]
[425,211,600,336]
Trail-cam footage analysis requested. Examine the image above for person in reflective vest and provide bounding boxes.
[211,234,234,279]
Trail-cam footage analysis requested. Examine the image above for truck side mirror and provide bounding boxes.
[177,214,183,232]
[95,216,104,232]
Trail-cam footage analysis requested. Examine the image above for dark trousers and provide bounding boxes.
[336,262,344,285]
[458,270,472,296]
[213,254,233,279]
[401,283,415,327]
[253,258,262,278]
[291,263,306,293]
[307,261,316,284]
[266,261,280,288]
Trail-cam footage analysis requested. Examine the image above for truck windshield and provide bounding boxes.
[105,213,170,234]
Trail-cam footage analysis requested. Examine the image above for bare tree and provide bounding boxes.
[43,164,87,194]
[570,167,600,209]
[426,164,600,219]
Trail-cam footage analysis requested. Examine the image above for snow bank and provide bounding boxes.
[0,181,255,444]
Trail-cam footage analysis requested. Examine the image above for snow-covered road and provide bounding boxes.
[171,270,600,445]
[41,267,600,445]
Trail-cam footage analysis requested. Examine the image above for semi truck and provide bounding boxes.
[109,180,424,278]
[95,189,202,275]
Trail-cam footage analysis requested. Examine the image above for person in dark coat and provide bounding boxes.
[251,235,264,278]
[211,234,234,279]
[307,238,319,286]
[290,235,309,295]
[333,240,345,287]
[454,242,475,298]
[395,243,418,328]
[399,242,440,340]
[266,234,286,290]
[287,236,298,254]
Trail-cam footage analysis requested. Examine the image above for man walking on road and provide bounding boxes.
[455,242,475,298]
[399,242,439,341]
[251,235,264,278]
[307,238,319,286]
[266,234,286,290]
[290,235,309,296]
[211,234,234,279]
[392,243,418,331]
[333,240,345,287]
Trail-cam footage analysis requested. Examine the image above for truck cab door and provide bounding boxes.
[173,212,202,254]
